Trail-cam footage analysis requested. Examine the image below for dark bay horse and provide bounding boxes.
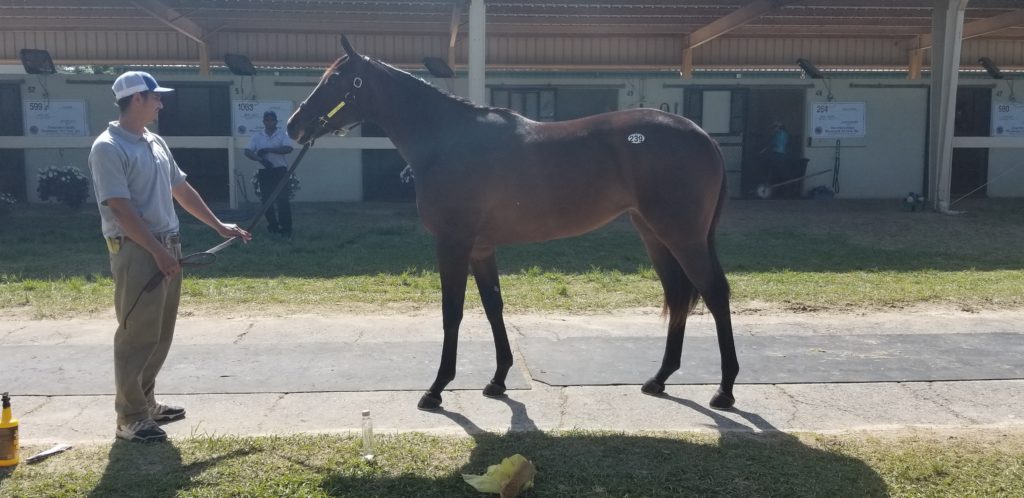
[288,36,739,411]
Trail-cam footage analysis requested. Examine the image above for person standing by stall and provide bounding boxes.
[244,111,295,237]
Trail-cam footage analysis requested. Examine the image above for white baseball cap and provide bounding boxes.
[111,71,174,100]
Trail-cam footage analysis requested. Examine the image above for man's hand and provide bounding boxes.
[153,247,181,278]
[216,223,252,243]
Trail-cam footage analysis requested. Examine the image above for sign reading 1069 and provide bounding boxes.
[810,102,866,138]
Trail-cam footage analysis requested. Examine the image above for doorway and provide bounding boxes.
[741,89,806,198]
[951,87,990,198]
[157,83,231,203]
[0,84,26,200]
[361,122,416,202]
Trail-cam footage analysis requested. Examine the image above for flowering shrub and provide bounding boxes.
[251,171,300,200]
[37,166,90,209]
[0,192,16,216]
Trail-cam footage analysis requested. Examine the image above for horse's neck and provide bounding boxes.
[366,70,477,168]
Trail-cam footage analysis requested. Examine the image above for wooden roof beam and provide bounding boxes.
[130,0,211,74]
[680,0,793,78]
[448,1,465,68]
[904,8,1024,51]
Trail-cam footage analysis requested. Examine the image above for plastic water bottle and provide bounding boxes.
[360,409,374,462]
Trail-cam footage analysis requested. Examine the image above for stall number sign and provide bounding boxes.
[232,100,294,136]
[811,102,866,138]
[24,99,89,137]
[991,102,1024,137]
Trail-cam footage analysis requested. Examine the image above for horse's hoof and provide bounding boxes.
[483,382,507,398]
[641,379,665,396]
[709,389,735,410]
[417,392,443,412]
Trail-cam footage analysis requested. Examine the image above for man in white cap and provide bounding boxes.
[88,71,251,442]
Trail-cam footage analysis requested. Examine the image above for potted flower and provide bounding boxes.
[0,192,16,217]
[37,166,90,209]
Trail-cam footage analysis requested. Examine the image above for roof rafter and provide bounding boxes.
[685,0,794,48]
[904,8,1024,50]
[680,0,793,78]
[129,0,210,73]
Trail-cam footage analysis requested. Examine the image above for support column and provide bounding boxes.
[198,42,210,76]
[468,0,486,104]
[907,48,924,80]
[680,41,694,80]
[928,0,969,212]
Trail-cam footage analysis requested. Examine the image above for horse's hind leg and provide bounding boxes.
[671,240,738,410]
[631,214,700,397]
[470,250,513,398]
[418,237,473,411]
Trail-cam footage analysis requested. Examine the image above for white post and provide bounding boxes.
[468,0,486,104]
[228,137,237,209]
[928,0,969,212]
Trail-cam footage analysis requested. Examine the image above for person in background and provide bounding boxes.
[761,120,790,188]
[244,110,295,237]
[89,70,251,442]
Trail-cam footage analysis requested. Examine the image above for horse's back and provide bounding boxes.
[527,108,724,188]
[458,108,724,245]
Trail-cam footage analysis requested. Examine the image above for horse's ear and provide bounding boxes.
[340,35,359,59]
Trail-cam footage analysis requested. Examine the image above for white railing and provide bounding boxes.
[0,136,397,208]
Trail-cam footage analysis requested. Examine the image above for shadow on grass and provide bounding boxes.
[86,439,252,498]
[319,396,889,498]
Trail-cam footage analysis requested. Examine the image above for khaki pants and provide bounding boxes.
[109,235,182,426]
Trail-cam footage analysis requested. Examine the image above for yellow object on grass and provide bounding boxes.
[462,454,536,498]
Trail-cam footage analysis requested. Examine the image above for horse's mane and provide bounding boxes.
[369,58,514,117]
[322,56,348,79]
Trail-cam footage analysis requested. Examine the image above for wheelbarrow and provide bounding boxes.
[754,168,833,199]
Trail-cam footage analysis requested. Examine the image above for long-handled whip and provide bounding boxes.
[121,142,313,327]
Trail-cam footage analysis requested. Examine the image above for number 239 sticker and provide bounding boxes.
[627,133,645,144]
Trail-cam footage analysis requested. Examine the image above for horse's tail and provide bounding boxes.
[662,137,728,325]
[707,138,730,298]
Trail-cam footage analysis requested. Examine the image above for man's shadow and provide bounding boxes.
[86,439,252,498]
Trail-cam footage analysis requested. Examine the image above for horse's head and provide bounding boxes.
[287,35,369,144]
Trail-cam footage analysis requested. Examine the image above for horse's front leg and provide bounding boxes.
[417,237,472,411]
[471,250,513,398]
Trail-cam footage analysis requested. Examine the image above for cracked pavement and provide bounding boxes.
[3,309,1023,444]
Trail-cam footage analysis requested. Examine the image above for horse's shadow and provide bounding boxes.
[320,394,890,497]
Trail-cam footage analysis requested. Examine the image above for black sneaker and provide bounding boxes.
[150,401,186,422]
[116,418,167,442]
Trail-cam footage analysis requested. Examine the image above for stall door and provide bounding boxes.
[157,83,231,203]
[0,84,26,200]
[951,87,990,198]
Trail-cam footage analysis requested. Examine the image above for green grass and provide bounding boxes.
[2,199,1023,318]
[2,429,1022,497]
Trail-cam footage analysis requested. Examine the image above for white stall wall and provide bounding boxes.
[3,71,364,205]
[5,70,1023,204]
[987,89,1024,198]
[802,83,929,199]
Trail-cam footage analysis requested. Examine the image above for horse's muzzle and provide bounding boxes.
[287,119,321,145]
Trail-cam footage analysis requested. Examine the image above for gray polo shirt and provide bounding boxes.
[89,121,187,237]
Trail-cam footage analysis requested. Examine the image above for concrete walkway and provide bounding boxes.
[4,310,1023,444]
